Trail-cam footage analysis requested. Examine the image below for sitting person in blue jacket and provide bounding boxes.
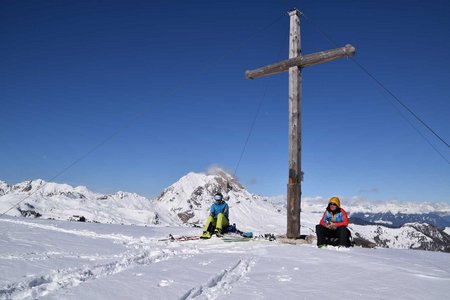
[201,192,229,238]
[316,196,352,247]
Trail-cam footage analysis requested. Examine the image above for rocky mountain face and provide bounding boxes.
[154,169,250,224]
[351,222,450,252]
[153,171,234,224]
[348,211,450,252]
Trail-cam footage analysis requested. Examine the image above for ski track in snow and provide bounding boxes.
[0,218,200,300]
[0,218,137,244]
[0,246,180,300]
[0,251,122,262]
[180,257,256,300]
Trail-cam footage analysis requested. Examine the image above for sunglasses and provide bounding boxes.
[329,203,337,206]
[213,195,223,201]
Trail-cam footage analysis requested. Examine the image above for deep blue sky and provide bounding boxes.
[1,0,449,202]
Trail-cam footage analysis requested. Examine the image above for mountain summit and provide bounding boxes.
[154,169,285,232]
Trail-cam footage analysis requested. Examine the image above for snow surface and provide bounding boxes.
[444,227,450,235]
[1,216,449,300]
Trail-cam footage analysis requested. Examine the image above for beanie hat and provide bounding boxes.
[328,196,341,207]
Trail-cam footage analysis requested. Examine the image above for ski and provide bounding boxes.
[222,236,252,242]
[159,234,200,242]
[221,232,253,242]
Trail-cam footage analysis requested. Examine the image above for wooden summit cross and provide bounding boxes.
[245,9,355,239]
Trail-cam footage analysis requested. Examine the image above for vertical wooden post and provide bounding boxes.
[287,9,301,239]
[245,9,354,239]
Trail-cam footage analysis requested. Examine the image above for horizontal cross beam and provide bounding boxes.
[245,44,355,80]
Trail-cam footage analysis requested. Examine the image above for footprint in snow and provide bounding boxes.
[158,279,174,287]
[277,275,292,282]
[268,274,292,282]
[199,260,212,266]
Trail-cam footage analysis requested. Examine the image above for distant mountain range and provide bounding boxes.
[1,169,450,252]
[349,212,450,229]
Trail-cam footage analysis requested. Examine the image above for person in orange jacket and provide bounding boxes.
[316,196,352,247]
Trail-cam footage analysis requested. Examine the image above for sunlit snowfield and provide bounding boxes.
[1,217,449,300]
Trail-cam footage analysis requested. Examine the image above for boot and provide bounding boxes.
[200,231,211,239]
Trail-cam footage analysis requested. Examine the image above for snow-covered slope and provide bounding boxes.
[0,179,160,226]
[1,217,449,300]
[445,227,450,235]
[0,181,9,196]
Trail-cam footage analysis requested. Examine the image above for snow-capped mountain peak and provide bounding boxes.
[154,169,283,230]
[10,179,91,199]
[0,181,10,196]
